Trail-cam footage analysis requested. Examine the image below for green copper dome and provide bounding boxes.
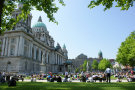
[98,50,103,59]
[32,16,47,31]
[98,50,102,56]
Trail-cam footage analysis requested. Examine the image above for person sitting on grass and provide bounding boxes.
[47,75,52,82]
[102,73,106,82]
[92,74,98,82]
[20,75,24,82]
[87,74,94,82]
[8,77,16,87]
[98,73,103,82]
[72,75,75,80]
[31,75,34,82]
[127,75,132,82]
[31,75,36,82]
[63,75,68,82]
[33,76,36,82]
[127,74,135,82]
[56,75,62,82]
[6,74,10,82]
[116,73,121,82]
[80,74,86,82]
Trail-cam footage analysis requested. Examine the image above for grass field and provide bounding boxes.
[0,82,135,90]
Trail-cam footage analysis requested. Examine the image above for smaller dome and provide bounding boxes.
[63,44,66,49]
[32,16,47,31]
[76,53,87,59]
[98,50,103,59]
[98,50,102,56]
[33,22,47,29]
[55,43,61,50]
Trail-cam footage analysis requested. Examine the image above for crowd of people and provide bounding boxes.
[114,70,135,82]
[0,68,135,86]
[0,72,24,86]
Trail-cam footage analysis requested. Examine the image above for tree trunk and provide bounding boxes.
[0,0,5,34]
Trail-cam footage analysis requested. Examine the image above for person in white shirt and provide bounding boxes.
[105,67,111,83]
[65,71,68,76]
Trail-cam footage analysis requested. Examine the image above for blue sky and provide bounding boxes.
[31,0,135,59]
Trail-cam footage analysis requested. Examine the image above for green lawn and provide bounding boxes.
[0,82,135,90]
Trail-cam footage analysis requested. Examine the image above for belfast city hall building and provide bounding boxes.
[0,5,68,74]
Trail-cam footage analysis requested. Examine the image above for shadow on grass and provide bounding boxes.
[0,82,135,90]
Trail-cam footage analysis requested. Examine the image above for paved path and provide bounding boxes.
[19,79,128,82]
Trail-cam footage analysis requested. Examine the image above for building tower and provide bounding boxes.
[98,50,103,60]
[63,44,68,58]
[12,2,32,33]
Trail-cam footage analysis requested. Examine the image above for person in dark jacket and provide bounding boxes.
[8,77,16,86]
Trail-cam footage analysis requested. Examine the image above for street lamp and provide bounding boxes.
[6,61,11,72]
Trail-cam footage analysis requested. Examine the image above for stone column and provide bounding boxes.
[8,38,11,56]
[15,37,19,56]
[60,56,61,65]
[21,37,24,56]
[55,53,57,64]
[4,37,8,56]
[18,36,24,56]
[54,53,55,64]
[1,38,6,56]
[18,36,22,56]
[44,50,46,64]
[58,56,59,65]
[60,56,62,65]
[34,46,36,60]
[57,54,58,65]
[28,42,31,58]
[61,57,62,65]
[46,52,48,64]
[43,50,45,64]
[30,43,33,58]
[39,48,41,62]
[57,55,59,65]
[61,57,63,65]
[48,52,49,64]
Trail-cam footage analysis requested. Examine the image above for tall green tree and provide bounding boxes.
[82,60,87,72]
[98,58,112,71]
[75,68,79,73]
[88,0,135,11]
[116,31,135,68]
[0,0,64,34]
[92,60,98,70]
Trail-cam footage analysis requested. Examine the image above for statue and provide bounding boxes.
[86,62,89,73]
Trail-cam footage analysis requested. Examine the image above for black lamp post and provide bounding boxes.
[6,61,11,72]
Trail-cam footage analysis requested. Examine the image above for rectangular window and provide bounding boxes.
[11,38,15,43]
[10,48,14,56]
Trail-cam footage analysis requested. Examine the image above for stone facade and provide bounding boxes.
[0,5,68,74]
[68,52,103,72]
[69,52,115,73]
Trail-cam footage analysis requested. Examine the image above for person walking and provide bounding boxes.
[105,67,111,83]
